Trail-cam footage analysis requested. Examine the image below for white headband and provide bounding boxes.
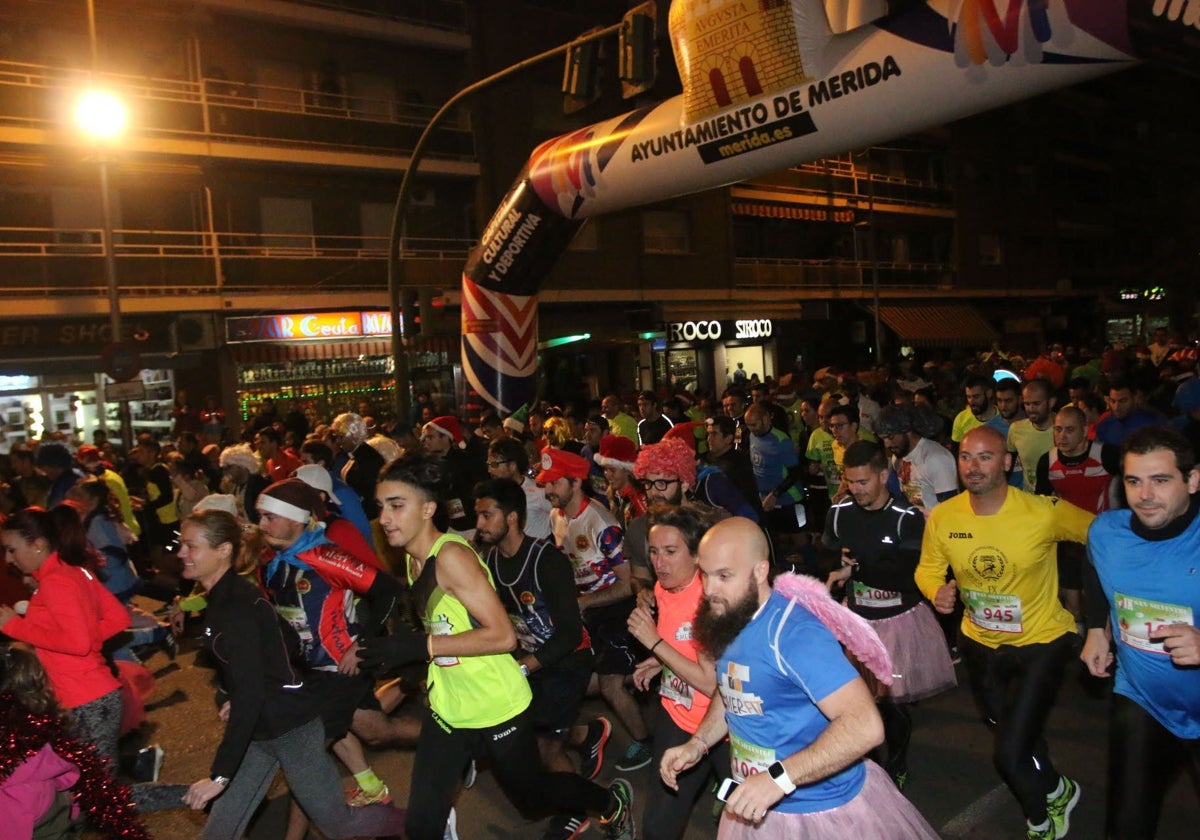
[257,494,311,523]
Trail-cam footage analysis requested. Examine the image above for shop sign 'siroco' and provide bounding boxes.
[667,319,774,343]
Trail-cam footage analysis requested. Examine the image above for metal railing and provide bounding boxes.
[734,257,956,290]
[0,60,475,160]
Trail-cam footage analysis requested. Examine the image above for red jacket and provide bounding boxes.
[4,553,125,708]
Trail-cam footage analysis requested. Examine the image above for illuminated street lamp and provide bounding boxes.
[75,88,133,448]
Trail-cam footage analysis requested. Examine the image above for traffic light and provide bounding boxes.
[562,36,600,113]
[620,2,657,98]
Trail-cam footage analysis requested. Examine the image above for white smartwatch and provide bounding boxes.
[767,761,796,795]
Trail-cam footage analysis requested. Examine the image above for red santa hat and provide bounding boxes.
[424,415,466,449]
[593,434,638,472]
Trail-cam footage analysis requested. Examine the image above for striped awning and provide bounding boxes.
[732,201,854,224]
[874,304,998,347]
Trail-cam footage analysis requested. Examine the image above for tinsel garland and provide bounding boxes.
[0,692,149,839]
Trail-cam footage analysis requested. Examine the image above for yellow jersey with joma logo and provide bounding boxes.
[916,488,1093,648]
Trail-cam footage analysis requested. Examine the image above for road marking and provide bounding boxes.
[940,784,1011,836]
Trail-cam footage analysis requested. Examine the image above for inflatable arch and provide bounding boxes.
[461,0,1198,413]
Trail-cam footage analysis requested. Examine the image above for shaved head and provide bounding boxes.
[694,517,771,657]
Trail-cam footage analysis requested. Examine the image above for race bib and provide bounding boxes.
[963,589,1023,633]
[426,614,460,667]
[659,664,693,710]
[276,605,313,644]
[1115,592,1194,655]
[729,733,774,782]
[852,580,903,609]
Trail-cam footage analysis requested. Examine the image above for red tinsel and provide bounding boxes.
[0,692,149,839]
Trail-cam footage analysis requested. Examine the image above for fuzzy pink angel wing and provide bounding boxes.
[772,572,895,685]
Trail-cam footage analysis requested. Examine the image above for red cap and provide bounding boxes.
[535,448,591,483]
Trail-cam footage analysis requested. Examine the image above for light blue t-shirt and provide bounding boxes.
[1089,509,1200,739]
[718,591,865,813]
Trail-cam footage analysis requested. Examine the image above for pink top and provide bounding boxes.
[654,573,711,733]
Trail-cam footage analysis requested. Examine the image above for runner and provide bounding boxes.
[626,505,727,840]
[475,478,611,840]
[916,426,1093,839]
[1081,426,1200,839]
[357,453,635,840]
[824,441,956,789]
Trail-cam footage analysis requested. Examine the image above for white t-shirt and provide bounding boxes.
[522,475,553,540]
[895,436,958,516]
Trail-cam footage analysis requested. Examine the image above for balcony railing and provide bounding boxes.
[0,60,475,162]
[734,257,956,292]
[0,226,475,300]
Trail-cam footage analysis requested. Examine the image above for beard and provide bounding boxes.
[693,578,761,659]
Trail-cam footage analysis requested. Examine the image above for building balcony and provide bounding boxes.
[0,60,478,175]
[0,226,474,315]
[733,257,957,298]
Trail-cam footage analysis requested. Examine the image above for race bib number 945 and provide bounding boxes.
[963,589,1023,633]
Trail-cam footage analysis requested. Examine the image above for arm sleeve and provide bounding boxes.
[914,514,951,603]
[1034,452,1053,496]
[5,579,97,655]
[532,549,585,669]
[1050,498,1095,544]
[210,601,272,779]
[1083,540,1111,630]
[145,467,174,513]
[359,568,399,638]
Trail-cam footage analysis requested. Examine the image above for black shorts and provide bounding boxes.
[528,653,593,738]
[582,597,639,676]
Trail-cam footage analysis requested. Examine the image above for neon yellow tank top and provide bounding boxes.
[408,533,531,728]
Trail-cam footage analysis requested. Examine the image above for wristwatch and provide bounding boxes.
[211,775,231,787]
[767,761,796,795]
[519,663,530,677]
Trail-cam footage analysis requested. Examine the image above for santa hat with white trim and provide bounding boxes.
[425,415,466,449]
[593,434,637,472]
[257,478,324,523]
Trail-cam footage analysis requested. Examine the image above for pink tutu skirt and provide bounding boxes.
[717,760,940,839]
[871,602,957,704]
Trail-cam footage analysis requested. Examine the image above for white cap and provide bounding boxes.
[294,464,334,498]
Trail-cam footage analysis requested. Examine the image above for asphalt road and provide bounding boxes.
[113,610,1199,840]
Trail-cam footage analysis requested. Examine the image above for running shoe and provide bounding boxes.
[1046,775,1081,838]
[444,807,458,840]
[579,717,612,780]
[600,778,635,840]
[541,814,590,840]
[346,783,392,807]
[614,739,652,772]
[1025,820,1054,840]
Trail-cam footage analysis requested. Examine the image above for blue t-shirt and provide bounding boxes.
[718,591,865,813]
[1089,510,1200,739]
[748,428,801,503]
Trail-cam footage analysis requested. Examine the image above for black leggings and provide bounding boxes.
[1107,693,1200,840]
[405,707,610,840]
[960,632,1079,824]
[641,704,731,840]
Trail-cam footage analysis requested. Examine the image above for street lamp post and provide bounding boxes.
[76,89,132,449]
[387,21,624,424]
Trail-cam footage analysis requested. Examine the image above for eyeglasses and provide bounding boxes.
[486,459,512,468]
[637,478,679,491]
[828,421,851,430]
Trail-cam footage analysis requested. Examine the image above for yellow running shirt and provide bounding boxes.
[408,533,531,729]
[916,488,1093,648]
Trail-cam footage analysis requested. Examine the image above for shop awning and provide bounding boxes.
[731,201,854,224]
[873,304,998,347]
